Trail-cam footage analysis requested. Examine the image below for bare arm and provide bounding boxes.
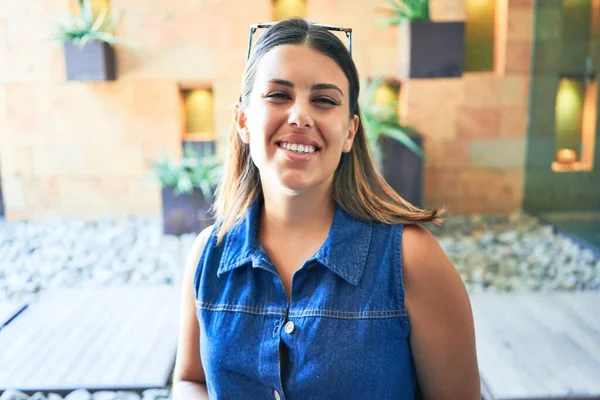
[402,224,481,400]
[172,226,213,400]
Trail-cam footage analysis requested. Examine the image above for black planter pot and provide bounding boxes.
[378,134,425,208]
[161,187,214,235]
[398,21,465,79]
[64,41,117,81]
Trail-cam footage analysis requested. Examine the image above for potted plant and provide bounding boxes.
[361,77,425,207]
[54,0,129,81]
[378,0,465,79]
[150,146,223,235]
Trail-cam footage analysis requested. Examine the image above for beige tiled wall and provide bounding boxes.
[402,0,533,213]
[0,0,533,219]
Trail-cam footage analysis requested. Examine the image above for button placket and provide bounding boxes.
[273,316,283,338]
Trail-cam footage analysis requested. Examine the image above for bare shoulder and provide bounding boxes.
[400,222,467,319]
[189,225,215,260]
[400,223,453,285]
[400,223,481,399]
[401,223,439,259]
[183,225,215,275]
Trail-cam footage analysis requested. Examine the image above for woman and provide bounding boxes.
[173,18,480,399]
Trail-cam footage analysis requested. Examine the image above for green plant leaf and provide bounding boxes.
[53,1,134,47]
[79,34,91,48]
[80,0,92,25]
[93,32,117,45]
[149,149,223,198]
[199,181,212,200]
[380,0,430,24]
[360,77,424,166]
[380,124,424,158]
[90,8,108,33]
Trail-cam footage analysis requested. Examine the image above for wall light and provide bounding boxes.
[465,0,496,72]
[273,0,306,21]
[182,89,215,141]
[552,75,597,172]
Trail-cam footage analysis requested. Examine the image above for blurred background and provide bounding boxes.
[0,0,599,399]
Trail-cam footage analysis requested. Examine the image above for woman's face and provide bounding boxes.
[236,44,359,196]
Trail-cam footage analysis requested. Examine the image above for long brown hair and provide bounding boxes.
[213,18,444,244]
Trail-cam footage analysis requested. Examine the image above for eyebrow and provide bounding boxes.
[267,79,344,97]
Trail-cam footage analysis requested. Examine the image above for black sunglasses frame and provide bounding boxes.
[246,22,353,61]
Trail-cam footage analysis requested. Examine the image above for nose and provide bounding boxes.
[288,98,314,130]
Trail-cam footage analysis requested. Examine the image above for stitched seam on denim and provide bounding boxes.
[358,223,370,276]
[197,301,287,311]
[218,220,256,273]
[393,224,405,311]
[197,301,287,315]
[313,223,370,284]
[322,257,355,281]
[393,224,411,337]
[398,224,407,310]
[217,229,234,274]
[288,309,407,317]
[289,308,403,314]
[228,256,254,271]
[288,311,408,319]
[198,307,284,316]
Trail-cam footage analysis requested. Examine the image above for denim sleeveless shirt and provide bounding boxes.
[193,198,418,399]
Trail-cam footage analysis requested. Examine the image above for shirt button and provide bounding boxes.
[274,389,281,400]
[284,321,295,334]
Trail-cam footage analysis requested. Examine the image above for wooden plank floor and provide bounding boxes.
[0,285,181,392]
[471,291,600,400]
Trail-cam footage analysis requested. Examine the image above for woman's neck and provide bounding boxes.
[259,185,335,239]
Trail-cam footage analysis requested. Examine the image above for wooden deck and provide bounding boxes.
[0,285,181,394]
[0,301,27,332]
[3,285,599,397]
[471,291,600,400]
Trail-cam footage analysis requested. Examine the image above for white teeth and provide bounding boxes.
[280,142,317,154]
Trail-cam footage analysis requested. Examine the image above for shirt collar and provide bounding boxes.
[216,197,373,286]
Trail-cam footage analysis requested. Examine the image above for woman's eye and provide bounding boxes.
[314,97,338,106]
[266,92,290,100]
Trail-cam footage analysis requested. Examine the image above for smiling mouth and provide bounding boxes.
[276,141,321,154]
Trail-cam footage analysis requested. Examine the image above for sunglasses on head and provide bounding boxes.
[246,22,353,61]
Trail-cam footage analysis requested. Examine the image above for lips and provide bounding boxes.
[276,143,318,162]
[275,134,322,150]
[278,142,318,154]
